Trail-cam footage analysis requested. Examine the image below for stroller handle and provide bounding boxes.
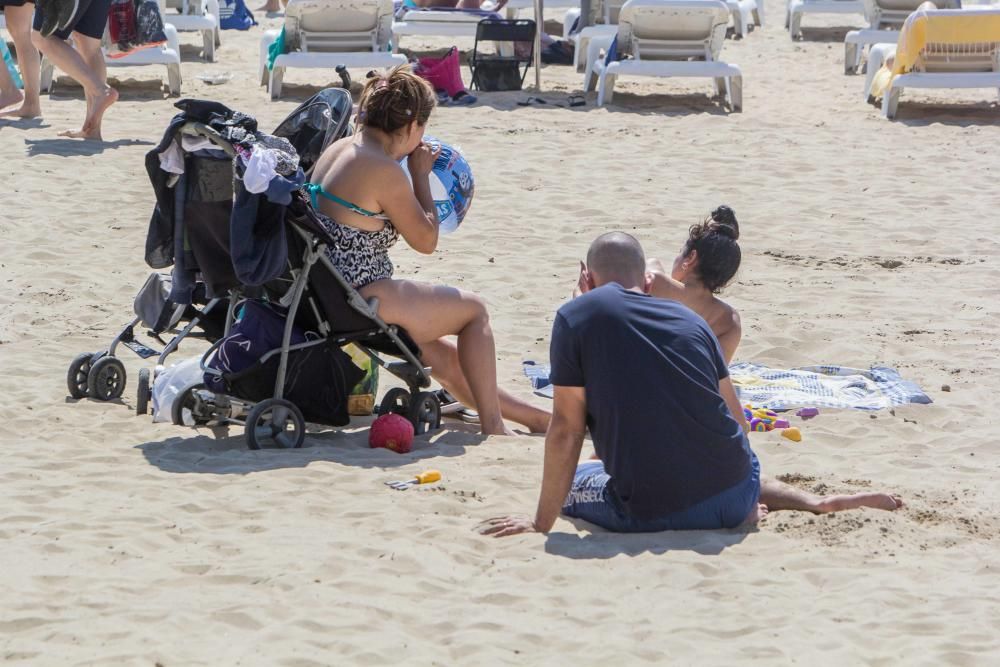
[180,123,238,158]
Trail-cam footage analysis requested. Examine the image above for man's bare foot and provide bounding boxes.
[59,86,116,140]
[0,100,41,118]
[817,493,903,513]
[743,503,768,525]
[0,90,25,111]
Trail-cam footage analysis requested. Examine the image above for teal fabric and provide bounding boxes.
[304,183,388,219]
[266,26,286,71]
[1,40,23,89]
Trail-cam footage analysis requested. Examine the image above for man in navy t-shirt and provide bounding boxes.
[482,232,903,537]
[494,231,763,533]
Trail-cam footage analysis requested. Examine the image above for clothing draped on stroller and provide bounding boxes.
[66,90,442,448]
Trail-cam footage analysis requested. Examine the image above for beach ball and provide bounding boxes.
[401,136,475,234]
[369,413,415,453]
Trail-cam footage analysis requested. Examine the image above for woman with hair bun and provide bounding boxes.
[646,205,744,363]
[307,64,550,436]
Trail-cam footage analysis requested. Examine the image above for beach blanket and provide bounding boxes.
[522,360,932,410]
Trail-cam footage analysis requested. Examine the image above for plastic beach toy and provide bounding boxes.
[384,470,442,490]
[401,136,474,234]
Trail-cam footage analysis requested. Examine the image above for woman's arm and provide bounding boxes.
[377,150,441,255]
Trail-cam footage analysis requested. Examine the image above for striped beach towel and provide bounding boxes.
[522,360,931,410]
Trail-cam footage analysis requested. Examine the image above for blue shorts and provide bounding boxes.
[561,453,761,532]
[33,0,112,40]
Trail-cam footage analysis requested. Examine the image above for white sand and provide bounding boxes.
[1,4,999,664]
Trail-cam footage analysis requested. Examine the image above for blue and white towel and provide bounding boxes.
[522,360,932,410]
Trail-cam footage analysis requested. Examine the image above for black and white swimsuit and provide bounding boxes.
[316,213,399,289]
[305,182,400,289]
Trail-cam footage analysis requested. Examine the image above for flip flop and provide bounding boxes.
[567,94,586,107]
[517,96,548,106]
[451,92,477,106]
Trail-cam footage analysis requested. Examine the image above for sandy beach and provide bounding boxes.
[1,2,999,664]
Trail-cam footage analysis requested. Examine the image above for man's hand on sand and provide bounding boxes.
[480,514,536,537]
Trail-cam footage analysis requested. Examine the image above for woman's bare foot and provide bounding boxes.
[742,503,769,526]
[58,86,116,140]
[0,100,42,118]
[816,493,903,513]
[0,90,25,112]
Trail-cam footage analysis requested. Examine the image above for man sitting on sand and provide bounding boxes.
[483,232,901,537]
[31,0,117,139]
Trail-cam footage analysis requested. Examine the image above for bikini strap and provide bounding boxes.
[304,183,388,219]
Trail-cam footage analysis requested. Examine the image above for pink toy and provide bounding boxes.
[796,408,819,420]
[369,414,415,453]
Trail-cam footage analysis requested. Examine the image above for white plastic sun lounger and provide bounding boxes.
[584,0,742,110]
[786,0,865,40]
[40,2,182,95]
[163,0,221,62]
[843,0,959,72]
[260,0,405,100]
[875,8,1000,118]
[392,7,498,50]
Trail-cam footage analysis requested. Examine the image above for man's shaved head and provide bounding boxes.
[585,232,646,289]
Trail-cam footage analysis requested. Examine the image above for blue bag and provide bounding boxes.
[219,0,257,30]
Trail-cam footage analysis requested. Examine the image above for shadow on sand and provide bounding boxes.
[136,417,491,475]
[24,137,154,157]
[544,518,754,559]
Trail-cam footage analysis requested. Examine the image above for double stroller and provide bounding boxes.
[67,89,443,449]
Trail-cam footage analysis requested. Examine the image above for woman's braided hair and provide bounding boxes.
[357,64,436,133]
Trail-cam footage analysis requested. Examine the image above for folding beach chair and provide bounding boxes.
[470,18,535,91]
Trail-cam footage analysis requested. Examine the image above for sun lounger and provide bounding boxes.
[584,0,742,110]
[786,0,865,40]
[843,0,958,73]
[259,0,405,100]
[572,0,756,71]
[392,7,498,50]
[867,7,1000,118]
[163,0,221,62]
[40,4,182,95]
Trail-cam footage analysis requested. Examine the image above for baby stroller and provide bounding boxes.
[65,271,230,412]
[161,89,442,449]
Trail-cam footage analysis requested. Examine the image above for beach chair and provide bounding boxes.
[843,0,958,73]
[470,18,535,90]
[786,0,865,40]
[40,2,182,95]
[392,7,497,51]
[259,0,405,100]
[163,0,221,62]
[584,0,742,110]
[872,7,1000,118]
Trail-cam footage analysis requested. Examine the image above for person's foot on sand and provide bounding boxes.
[0,90,25,113]
[743,503,769,525]
[815,492,903,513]
[0,98,42,119]
[58,85,116,139]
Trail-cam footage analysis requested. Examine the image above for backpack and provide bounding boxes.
[218,0,257,30]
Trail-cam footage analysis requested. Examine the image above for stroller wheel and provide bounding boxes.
[136,368,151,416]
[408,391,442,436]
[245,399,306,450]
[87,356,127,401]
[172,383,211,427]
[67,352,95,399]
[378,388,411,417]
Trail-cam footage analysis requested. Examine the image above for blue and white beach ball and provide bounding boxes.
[403,137,474,234]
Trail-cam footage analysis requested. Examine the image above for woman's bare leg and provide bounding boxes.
[420,339,550,433]
[0,5,42,118]
[361,279,512,436]
[31,30,116,139]
[760,476,903,513]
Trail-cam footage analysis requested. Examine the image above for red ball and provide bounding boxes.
[369,413,415,453]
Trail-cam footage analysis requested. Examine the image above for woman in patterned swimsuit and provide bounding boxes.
[308,65,550,436]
